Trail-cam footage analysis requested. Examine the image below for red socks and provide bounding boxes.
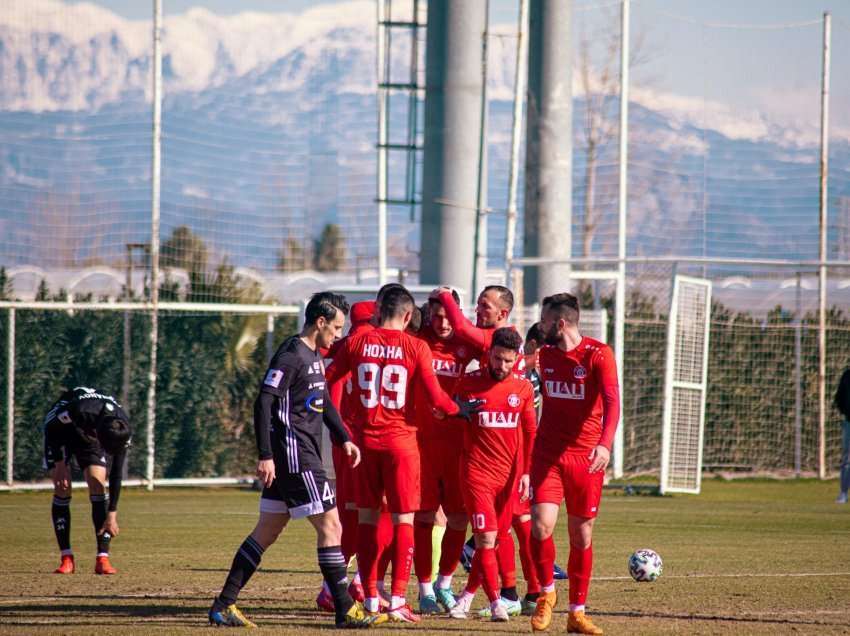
[376,513,394,581]
[513,518,540,593]
[438,526,467,577]
[531,533,556,590]
[413,521,434,581]
[391,522,415,597]
[568,544,592,607]
[357,521,380,598]
[476,546,500,603]
[496,530,516,589]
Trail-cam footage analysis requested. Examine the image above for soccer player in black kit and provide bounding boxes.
[209,291,387,629]
[43,387,131,575]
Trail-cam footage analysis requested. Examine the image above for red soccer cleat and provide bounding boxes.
[53,554,75,574]
[348,579,365,603]
[388,603,421,623]
[316,585,336,613]
[94,555,117,575]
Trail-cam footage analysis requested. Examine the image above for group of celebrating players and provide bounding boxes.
[42,280,620,634]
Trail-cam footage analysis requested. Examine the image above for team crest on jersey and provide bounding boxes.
[58,411,72,424]
[574,365,587,379]
[507,393,520,408]
[456,345,467,358]
[264,369,284,388]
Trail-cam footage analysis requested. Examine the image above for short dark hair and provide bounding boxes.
[304,291,349,326]
[491,327,523,352]
[376,283,406,304]
[481,285,514,312]
[525,321,544,344]
[97,418,131,455]
[379,286,415,322]
[406,305,423,334]
[544,292,580,325]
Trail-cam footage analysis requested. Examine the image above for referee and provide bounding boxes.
[209,291,386,629]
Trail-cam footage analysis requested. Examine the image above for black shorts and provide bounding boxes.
[43,431,107,472]
[260,466,336,519]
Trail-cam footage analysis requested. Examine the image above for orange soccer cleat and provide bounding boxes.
[53,554,75,574]
[531,590,557,631]
[567,610,603,635]
[95,555,117,575]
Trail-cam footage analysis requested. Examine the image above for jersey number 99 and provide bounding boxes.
[357,363,408,409]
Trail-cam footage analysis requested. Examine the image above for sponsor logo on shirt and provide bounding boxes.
[507,393,521,408]
[310,361,324,375]
[478,411,520,428]
[362,343,403,359]
[433,358,462,377]
[545,380,586,400]
[306,392,324,413]
[264,369,284,388]
[574,365,587,379]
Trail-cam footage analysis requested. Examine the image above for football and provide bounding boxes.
[628,548,663,582]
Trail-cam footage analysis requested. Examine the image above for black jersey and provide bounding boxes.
[43,387,129,458]
[255,336,348,474]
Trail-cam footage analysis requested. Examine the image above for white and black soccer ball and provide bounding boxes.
[628,548,662,582]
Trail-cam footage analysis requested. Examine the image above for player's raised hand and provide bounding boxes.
[518,474,531,502]
[453,397,485,421]
[256,458,276,488]
[343,441,361,468]
[588,445,610,473]
[429,286,453,300]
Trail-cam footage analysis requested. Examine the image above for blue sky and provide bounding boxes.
[64,0,850,129]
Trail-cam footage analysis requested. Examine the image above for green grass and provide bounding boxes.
[1,480,849,634]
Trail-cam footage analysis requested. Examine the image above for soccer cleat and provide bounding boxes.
[208,603,258,628]
[53,554,75,574]
[388,603,420,623]
[336,601,389,629]
[94,555,116,575]
[490,601,510,622]
[348,579,365,603]
[836,492,848,504]
[567,610,603,635]
[531,590,556,631]
[418,594,441,615]
[434,587,457,611]
[521,597,538,616]
[459,542,475,573]
[448,594,473,620]
[316,586,336,613]
[477,597,522,617]
[553,563,568,580]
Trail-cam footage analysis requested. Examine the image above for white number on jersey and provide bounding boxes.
[357,362,408,410]
[322,480,336,505]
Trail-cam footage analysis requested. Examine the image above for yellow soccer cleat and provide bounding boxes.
[567,610,603,635]
[208,603,257,628]
[531,590,557,631]
[336,601,389,629]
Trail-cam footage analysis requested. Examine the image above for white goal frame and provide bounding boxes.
[660,275,712,494]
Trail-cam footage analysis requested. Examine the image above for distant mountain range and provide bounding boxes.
[1,0,847,275]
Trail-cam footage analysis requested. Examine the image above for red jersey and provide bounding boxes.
[455,370,536,483]
[535,337,620,460]
[436,290,526,375]
[325,321,375,438]
[414,326,476,442]
[325,326,458,451]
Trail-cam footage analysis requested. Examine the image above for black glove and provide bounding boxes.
[453,397,485,421]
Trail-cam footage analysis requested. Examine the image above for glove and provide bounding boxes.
[453,397,485,421]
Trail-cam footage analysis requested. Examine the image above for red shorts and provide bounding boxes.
[356,446,421,513]
[530,452,603,518]
[462,469,516,534]
[419,436,466,514]
[512,487,531,517]
[332,445,358,510]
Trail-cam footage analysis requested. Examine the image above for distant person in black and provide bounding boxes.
[835,368,850,504]
[209,291,387,629]
[43,387,131,575]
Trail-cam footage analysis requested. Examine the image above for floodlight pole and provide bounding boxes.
[6,308,14,486]
[612,0,629,479]
[146,0,163,491]
[504,0,528,279]
[817,12,830,480]
[376,0,388,286]
[472,0,491,298]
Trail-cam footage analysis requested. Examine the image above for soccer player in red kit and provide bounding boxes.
[529,293,620,635]
[433,286,538,615]
[324,286,480,623]
[412,290,476,614]
[446,328,536,622]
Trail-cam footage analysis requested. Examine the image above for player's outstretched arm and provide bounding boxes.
[435,290,489,351]
[596,346,621,452]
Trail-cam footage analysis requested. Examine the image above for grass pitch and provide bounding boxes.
[1,479,849,635]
